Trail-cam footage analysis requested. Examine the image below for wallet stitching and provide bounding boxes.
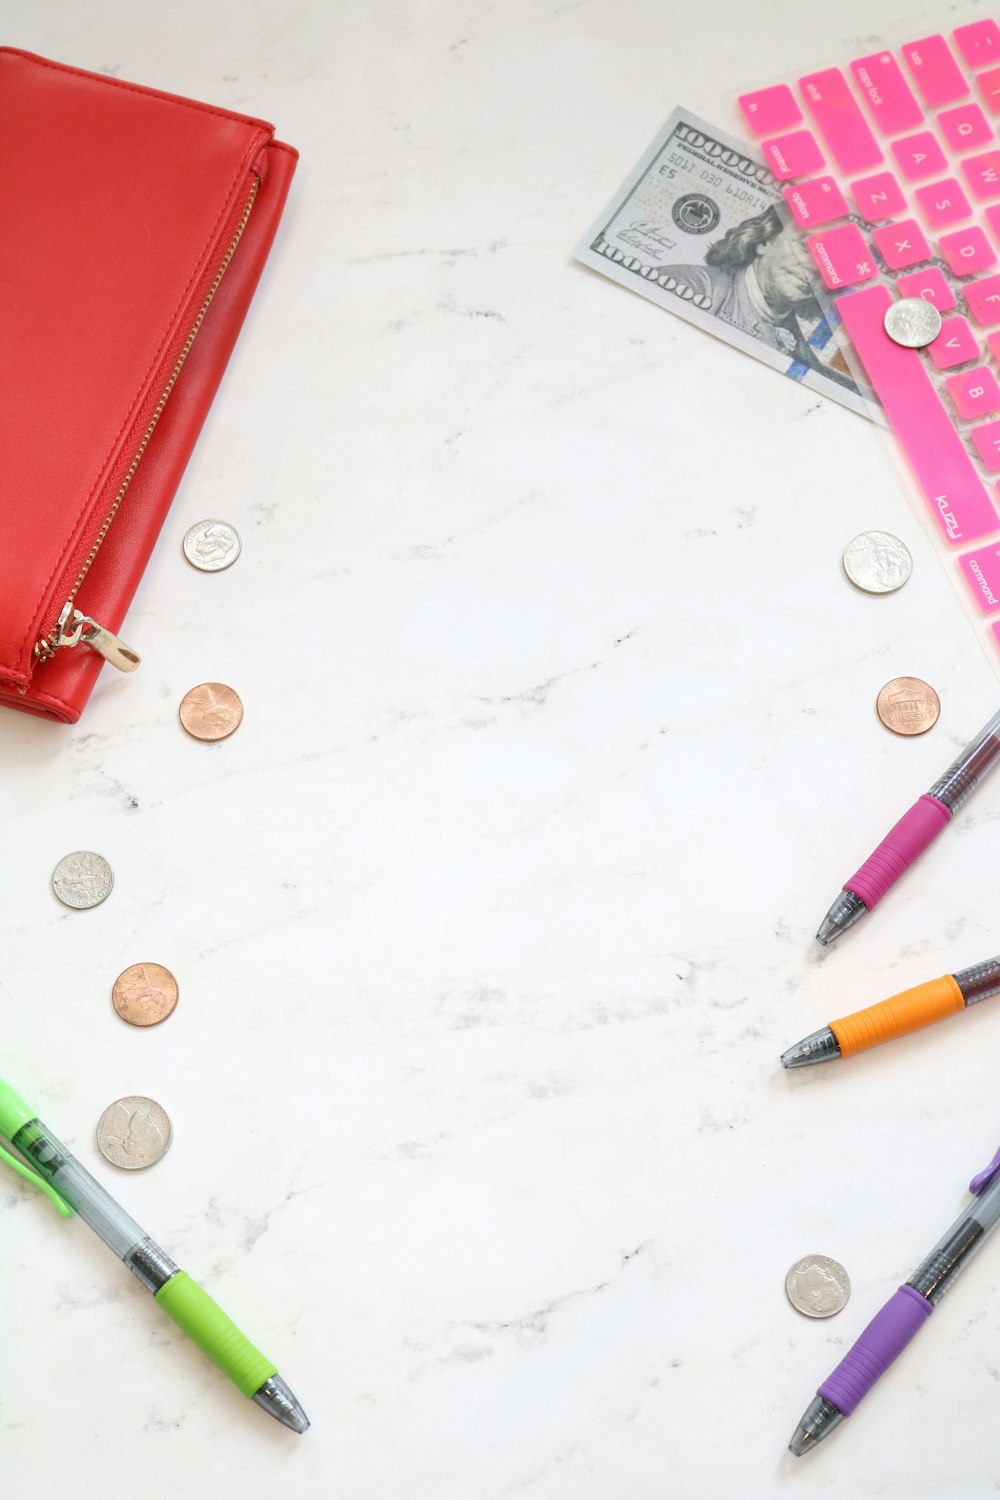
[15,115,266,667]
[0,48,274,134]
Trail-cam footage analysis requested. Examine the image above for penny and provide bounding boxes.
[182,519,242,572]
[112,963,179,1027]
[785,1254,851,1318]
[51,851,114,910]
[876,676,941,736]
[843,530,913,594]
[96,1095,172,1170]
[884,296,942,349]
[179,682,244,741]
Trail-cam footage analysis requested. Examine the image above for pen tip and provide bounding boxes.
[815,890,869,947]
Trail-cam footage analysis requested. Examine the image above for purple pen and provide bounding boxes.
[789,1143,1000,1455]
[816,707,1000,945]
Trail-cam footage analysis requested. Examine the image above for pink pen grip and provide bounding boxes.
[846,794,952,909]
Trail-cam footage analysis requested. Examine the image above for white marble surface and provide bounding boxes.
[5,1,1000,1495]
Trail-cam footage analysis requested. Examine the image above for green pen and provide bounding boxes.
[0,1073,308,1433]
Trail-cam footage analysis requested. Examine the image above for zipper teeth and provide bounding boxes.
[34,174,260,662]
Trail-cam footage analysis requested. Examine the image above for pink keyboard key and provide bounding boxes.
[915,178,973,227]
[872,219,931,270]
[738,84,803,136]
[985,205,1000,245]
[955,20,1000,69]
[897,266,956,309]
[901,35,970,107]
[891,131,948,180]
[938,102,994,150]
[961,545,1000,611]
[963,272,1000,324]
[960,150,1000,201]
[805,223,877,289]
[929,315,980,368]
[783,177,849,229]
[760,129,825,180]
[799,68,883,173]
[850,170,907,220]
[850,52,924,134]
[977,67,1000,114]
[988,330,1000,360]
[939,226,997,276]
[971,418,1000,470]
[946,365,1000,419]
[835,284,999,543]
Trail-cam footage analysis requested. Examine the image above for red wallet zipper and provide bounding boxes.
[32,170,261,675]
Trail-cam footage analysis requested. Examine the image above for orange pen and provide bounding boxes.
[781,955,1000,1067]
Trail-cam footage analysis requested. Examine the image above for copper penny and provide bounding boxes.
[179,681,243,740]
[876,676,941,736]
[112,963,179,1027]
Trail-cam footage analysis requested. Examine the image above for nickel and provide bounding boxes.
[183,519,242,572]
[884,296,942,349]
[843,530,912,594]
[112,963,179,1027]
[52,851,114,910]
[179,681,244,741]
[876,676,941,736]
[97,1095,172,1170]
[785,1254,851,1318]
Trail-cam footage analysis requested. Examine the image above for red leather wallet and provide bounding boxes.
[0,49,297,722]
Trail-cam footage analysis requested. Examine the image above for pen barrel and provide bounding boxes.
[155,1271,277,1398]
[829,975,965,1057]
[845,796,951,910]
[818,1286,931,1415]
[928,713,1000,813]
[954,955,1000,1006]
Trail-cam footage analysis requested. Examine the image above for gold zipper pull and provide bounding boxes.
[35,602,140,670]
[73,612,141,671]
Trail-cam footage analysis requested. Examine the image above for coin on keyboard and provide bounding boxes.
[785,1254,851,1318]
[112,963,179,1027]
[51,851,114,909]
[883,296,942,349]
[179,681,244,740]
[183,519,242,572]
[843,530,913,594]
[876,676,941,735]
[96,1095,172,1169]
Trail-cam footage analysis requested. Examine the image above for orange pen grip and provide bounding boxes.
[830,975,965,1057]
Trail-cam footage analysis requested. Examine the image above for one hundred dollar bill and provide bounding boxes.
[574,107,878,421]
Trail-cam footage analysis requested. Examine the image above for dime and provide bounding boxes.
[182,519,242,572]
[112,963,179,1027]
[843,530,913,594]
[96,1095,172,1170]
[785,1254,851,1318]
[179,681,244,741]
[884,296,942,349]
[51,851,114,910]
[876,676,941,736]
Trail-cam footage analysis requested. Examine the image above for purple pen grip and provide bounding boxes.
[818,1286,932,1415]
[846,795,951,909]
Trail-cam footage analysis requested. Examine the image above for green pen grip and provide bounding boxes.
[155,1272,277,1397]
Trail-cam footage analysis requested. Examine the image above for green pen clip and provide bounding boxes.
[0,1073,72,1217]
[0,1139,73,1217]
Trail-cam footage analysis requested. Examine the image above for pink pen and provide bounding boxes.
[817,708,1000,944]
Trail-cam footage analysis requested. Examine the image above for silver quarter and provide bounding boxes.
[785,1254,851,1318]
[883,296,942,349]
[843,530,913,594]
[51,851,114,910]
[96,1095,172,1170]
[182,519,242,572]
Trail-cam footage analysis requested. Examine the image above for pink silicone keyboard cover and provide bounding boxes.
[737,19,1000,677]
